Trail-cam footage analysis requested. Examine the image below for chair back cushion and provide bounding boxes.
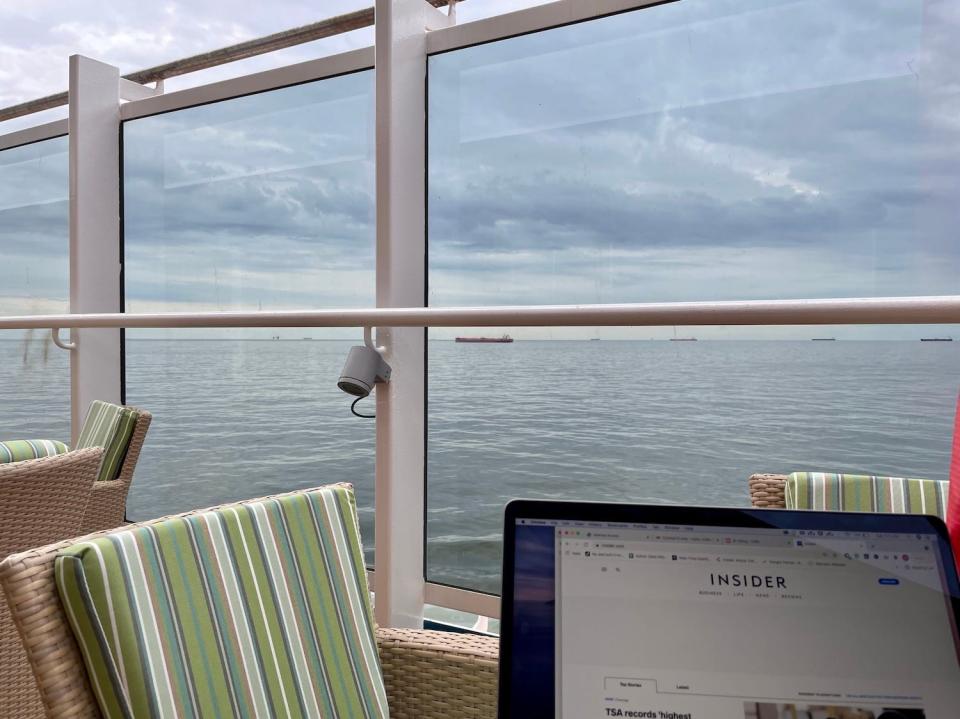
[75,400,138,482]
[0,439,69,464]
[55,484,387,719]
[785,472,949,518]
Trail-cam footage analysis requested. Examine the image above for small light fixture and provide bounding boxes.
[338,331,391,418]
[337,345,391,398]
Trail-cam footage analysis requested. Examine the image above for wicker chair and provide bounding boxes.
[76,403,151,533]
[0,448,104,719]
[0,487,499,719]
[748,472,949,517]
[748,473,790,508]
[0,402,152,534]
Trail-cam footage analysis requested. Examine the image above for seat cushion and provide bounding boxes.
[75,400,138,481]
[55,484,387,719]
[785,472,949,518]
[0,439,69,464]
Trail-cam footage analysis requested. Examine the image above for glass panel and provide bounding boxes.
[0,137,70,440]
[123,71,376,563]
[424,604,500,635]
[427,0,960,592]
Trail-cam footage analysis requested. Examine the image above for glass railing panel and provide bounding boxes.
[0,136,70,440]
[426,0,960,593]
[122,70,376,563]
[426,331,960,593]
[424,603,501,635]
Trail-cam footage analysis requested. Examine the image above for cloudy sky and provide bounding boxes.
[0,0,539,123]
[1,0,958,339]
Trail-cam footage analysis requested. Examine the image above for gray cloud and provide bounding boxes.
[426,0,960,314]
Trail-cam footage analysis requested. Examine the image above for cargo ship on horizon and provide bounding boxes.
[455,335,514,343]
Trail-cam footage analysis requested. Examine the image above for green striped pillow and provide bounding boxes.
[0,439,69,463]
[56,484,387,719]
[75,400,138,482]
[785,472,949,518]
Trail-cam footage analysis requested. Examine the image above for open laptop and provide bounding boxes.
[498,501,960,718]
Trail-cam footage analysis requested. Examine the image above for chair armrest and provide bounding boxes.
[0,439,69,464]
[377,627,498,719]
[748,473,788,508]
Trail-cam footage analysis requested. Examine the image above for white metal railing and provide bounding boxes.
[0,1,456,124]
[11,294,956,622]
[1,296,959,331]
[3,0,958,628]
[4,295,957,622]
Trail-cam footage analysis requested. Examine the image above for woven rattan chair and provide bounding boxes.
[0,402,152,534]
[748,472,948,517]
[0,487,498,719]
[748,473,790,508]
[0,448,104,719]
[77,403,151,533]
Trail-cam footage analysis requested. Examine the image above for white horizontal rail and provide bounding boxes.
[424,582,500,619]
[370,574,500,620]
[120,47,374,121]
[0,119,68,151]
[427,0,664,55]
[0,296,959,330]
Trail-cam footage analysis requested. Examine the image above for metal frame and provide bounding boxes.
[425,582,501,619]
[0,119,68,152]
[374,0,441,629]
[68,56,123,444]
[0,1,451,124]
[2,296,959,330]
[120,48,375,121]
[3,0,953,624]
[426,0,671,54]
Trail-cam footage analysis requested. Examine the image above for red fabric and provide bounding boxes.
[948,390,960,573]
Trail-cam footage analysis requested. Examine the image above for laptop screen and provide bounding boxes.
[501,504,960,719]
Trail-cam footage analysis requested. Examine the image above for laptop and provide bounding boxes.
[498,501,960,718]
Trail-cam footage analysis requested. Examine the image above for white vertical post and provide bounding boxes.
[375,0,449,627]
[69,55,122,444]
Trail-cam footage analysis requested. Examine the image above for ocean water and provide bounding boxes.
[2,338,958,595]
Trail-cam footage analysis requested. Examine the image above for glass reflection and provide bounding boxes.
[123,71,377,566]
[0,136,70,438]
[427,0,960,592]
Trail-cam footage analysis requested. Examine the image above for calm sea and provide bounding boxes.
[2,338,958,594]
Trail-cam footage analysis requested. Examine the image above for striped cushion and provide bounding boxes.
[75,400,138,482]
[55,484,386,719]
[785,472,949,518]
[0,439,69,464]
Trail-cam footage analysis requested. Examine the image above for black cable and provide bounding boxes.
[350,396,376,419]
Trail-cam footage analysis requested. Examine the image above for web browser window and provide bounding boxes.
[516,519,960,719]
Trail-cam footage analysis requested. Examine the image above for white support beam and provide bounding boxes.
[424,0,456,31]
[118,77,163,102]
[69,55,122,444]
[374,0,434,628]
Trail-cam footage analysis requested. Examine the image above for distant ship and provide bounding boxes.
[812,338,836,341]
[670,327,696,341]
[920,337,953,342]
[455,335,514,343]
